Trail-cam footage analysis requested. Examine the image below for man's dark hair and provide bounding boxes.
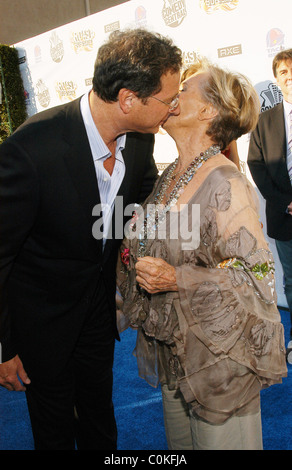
[92,28,182,103]
[272,48,292,77]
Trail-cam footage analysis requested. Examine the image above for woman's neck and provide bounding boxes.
[173,130,215,172]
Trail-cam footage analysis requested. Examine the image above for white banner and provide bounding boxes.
[14,0,292,307]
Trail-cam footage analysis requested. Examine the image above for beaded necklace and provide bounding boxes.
[137,144,221,257]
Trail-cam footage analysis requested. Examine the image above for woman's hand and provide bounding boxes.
[135,256,178,294]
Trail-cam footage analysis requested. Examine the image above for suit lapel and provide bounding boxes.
[271,103,291,189]
[117,137,136,201]
[273,102,286,157]
[62,98,102,233]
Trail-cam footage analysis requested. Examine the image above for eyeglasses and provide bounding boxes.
[149,94,179,111]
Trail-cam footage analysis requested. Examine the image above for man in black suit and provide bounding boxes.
[0,28,182,449]
[248,48,292,362]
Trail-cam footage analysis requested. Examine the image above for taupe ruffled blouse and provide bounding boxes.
[117,157,287,424]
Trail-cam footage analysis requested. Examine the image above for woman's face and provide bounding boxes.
[162,72,208,133]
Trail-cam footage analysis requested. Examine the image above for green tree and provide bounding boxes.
[0,45,27,144]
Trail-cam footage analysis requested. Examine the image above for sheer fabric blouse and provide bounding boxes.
[117,156,287,424]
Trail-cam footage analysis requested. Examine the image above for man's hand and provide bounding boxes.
[0,355,31,391]
[135,256,178,294]
[287,202,292,215]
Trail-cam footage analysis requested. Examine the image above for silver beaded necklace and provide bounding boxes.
[137,144,221,257]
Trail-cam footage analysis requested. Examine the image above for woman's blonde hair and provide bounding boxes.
[182,59,260,150]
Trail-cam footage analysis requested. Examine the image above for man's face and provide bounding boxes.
[276,59,292,103]
[163,72,208,134]
[130,70,181,134]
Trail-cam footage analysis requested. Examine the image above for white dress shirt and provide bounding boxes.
[283,99,292,151]
[80,92,126,245]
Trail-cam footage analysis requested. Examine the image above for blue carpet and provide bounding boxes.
[0,310,291,450]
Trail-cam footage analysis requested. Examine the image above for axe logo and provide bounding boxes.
[218,44,242,58]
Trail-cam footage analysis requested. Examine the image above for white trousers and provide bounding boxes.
[161,385,263,450]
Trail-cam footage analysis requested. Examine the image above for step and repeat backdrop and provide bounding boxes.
[14,0,292,306]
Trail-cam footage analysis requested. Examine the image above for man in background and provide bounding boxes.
[248,48,292,363]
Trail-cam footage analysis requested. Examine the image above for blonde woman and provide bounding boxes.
[118,60,287,450]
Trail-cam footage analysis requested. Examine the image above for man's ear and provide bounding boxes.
[118,88,136,113]
[198,103,218,121]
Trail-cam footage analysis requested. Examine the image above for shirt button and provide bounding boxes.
[103,177,108,182]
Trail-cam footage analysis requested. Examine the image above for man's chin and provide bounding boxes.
[161,114,175,130]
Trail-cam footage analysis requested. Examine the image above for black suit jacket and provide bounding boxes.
[248,102,292,241]
[0,97,157,376]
